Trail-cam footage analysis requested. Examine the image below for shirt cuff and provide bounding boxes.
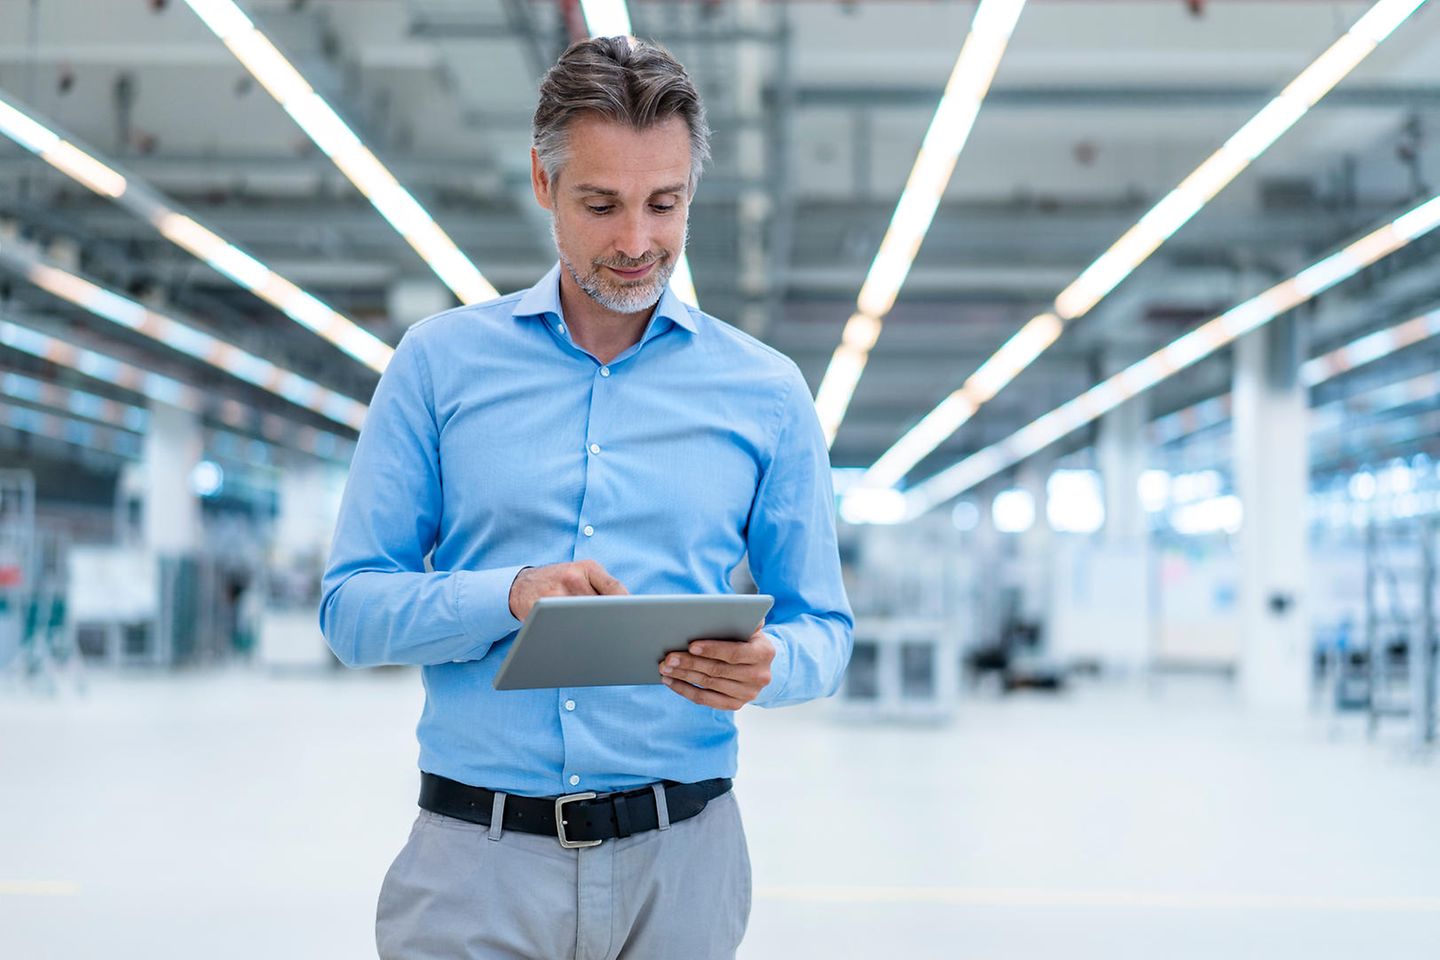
[753,630,791,707]
[454,565,528,653]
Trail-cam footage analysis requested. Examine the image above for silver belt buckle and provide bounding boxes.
[555,792,603,849]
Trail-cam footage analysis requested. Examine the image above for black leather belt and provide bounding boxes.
[419,772,732,848]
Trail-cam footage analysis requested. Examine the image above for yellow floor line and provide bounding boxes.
[0,881,79,896]
[756,885,1440,913]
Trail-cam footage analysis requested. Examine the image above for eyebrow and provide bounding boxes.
[571,183,687,198]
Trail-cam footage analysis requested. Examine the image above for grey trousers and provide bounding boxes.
[376,788,752,960]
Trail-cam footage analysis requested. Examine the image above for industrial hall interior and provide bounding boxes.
[2,0,1440,958]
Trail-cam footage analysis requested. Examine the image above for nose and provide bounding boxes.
[613,210,650,261]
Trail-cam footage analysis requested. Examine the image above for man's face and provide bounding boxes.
[532,115,692,316]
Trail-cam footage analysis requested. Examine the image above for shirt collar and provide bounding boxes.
[511,261,697,334]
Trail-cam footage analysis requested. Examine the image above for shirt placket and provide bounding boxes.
[559,357,617,794]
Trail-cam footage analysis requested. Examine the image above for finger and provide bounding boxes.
[583,561,628,596]
[663,662,751,699]
[661,675,745,711]
[560,565,599,597]
[687,639,749,664]
[665,653,747,683]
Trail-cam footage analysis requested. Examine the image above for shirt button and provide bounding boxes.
[599,366,610,378]
[583,525,594,537]
[565,699,576,711]
[557,323,566,333]
[569,775,581,786]
[589,443,601,455]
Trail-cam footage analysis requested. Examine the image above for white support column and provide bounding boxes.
[1234,314,1310,708]
[1099,393,1148,543]
[1093,391,1153,673]
[971,488,1002,648]
[138,403,203,665]
[261,454,347,668]
[141,403,202,555]
[273,455,345,565]
[1015,461,1052,630]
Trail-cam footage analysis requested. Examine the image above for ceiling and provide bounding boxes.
[1,0,1438,493]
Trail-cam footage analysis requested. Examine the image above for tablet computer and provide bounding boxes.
[492,594,774,691]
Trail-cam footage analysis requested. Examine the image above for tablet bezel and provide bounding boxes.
[492,593,774,691]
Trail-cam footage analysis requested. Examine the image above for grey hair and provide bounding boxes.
[532,36,711,193]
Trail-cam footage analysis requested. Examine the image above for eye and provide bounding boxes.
[585,205,613,215]
[651,203,676,214]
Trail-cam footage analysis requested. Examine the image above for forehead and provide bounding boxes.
[562,115,692,192]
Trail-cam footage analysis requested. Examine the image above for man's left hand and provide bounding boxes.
[659,627,774,711]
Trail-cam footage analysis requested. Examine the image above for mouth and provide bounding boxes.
[605,261,657,281]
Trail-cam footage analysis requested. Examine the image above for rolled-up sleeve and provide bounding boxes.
[747,370,854,707]
[319,332,524,667]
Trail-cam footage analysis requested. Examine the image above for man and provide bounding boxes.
[320,35,852,960]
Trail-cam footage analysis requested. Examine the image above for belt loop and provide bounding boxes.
[614,794,633,839]
[651,782,671,831]
[488,791,506,841]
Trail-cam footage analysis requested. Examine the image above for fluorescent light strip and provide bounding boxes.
[181,0,498,305]
[1150,305,1440,445]
[0,318,197,409]
[1055,0,1427,321]
[0,370,149,434]
[0,89,393,373]
[580,0,634,36]
[0,398,142,460]
[813,0,1028,445]
[902,191,1440,517]
[1150,396,1232,445]
[1314,409,1440,471]
[1153,370,1440,476]
[860,0,1431,485]
[0,98,127,196]
[1313,369,1440,432]
[572,2,700,309]
[0,246,367,432]
[1303,307,1440,384]
[0,316,351,461]
[669,253,699,308]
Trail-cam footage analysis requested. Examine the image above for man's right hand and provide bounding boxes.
[508,560,628,621]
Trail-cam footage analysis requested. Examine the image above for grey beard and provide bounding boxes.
[553,220,688,315]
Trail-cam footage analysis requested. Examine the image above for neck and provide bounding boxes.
[557,265,655,365]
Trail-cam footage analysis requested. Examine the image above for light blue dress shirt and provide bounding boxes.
[320,263,853,797]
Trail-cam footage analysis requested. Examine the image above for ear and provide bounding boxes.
[531,148,553,211]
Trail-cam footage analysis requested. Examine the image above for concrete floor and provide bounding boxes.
[2,667,1438,959]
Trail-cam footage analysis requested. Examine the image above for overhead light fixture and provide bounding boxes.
[579,0,634,37]
[1312,368,1440,433]
[0,97,128,198]
[900,190,1440,518]
[180,0,499,306]
[0,398,142,461]
[1301,307,1440,384]
[1140,370,1440,495]
[0,315,351,461]
[0,244,367,432]
[0,89,393,373]
[668,253,698,308]
[859,0,1432,487]
[0,370,149,434]
[1151,304,1440,445]
[813,0,1028,446]
[837,486,909,526]
[0,369,288,473]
